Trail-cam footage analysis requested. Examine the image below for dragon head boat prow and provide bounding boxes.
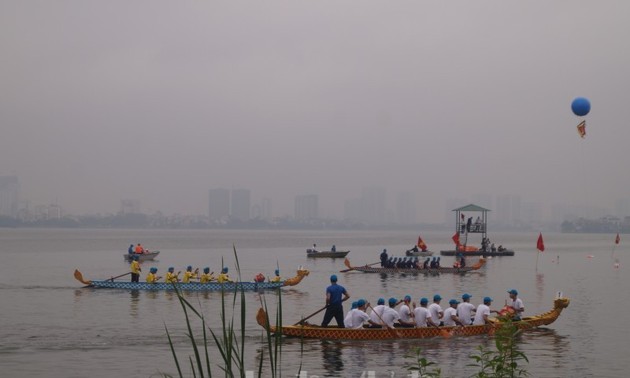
[282,267,310,287]
[553,297,570,311]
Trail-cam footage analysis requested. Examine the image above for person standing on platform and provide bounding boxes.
[321,274,350,327]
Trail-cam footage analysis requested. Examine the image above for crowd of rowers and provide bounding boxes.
[380,249,467,269]
[341,291,523,329]
[128,256,283,284]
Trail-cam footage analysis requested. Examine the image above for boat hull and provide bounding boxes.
[405,250,433,257]
[124,251,160,261]
[440,249,514,257]
[257,297,570,340]
[306,250,350,258]
[89,280,285,291]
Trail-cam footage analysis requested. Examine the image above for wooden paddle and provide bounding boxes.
[108,272,132,281]
[339,258,380,273]
[294,297,349,326]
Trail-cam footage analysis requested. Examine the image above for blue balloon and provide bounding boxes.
[571,97,591,117]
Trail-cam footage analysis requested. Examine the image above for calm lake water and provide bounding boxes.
[0,228,627,377]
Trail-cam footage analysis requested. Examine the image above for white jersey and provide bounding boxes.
[398,304,412,323]
[369,305,386,323]
[428,303,443,325]
[511,298,524,314]
[473,304,491,325]
[344,309,356,328]
[457,302,476,325]
[350,309,370,329]
[380,307,401,327]
[413,306,432,327]
[442,307,458,326]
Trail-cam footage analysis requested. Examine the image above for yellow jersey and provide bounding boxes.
[270,275,282,283]
[165,272,179,283]
[217,273,232,283]
[146,272,159,283]
[183,271,197,283]
[130,261,141,274]
[200,273,214,283]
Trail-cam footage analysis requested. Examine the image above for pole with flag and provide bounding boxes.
[612,233,620,258]
[536,233,545,270]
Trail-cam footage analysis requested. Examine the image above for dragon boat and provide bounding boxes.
[307,249,350,258]
[341,258,486,274]
[73,268,309,291]
[256,297,570,340]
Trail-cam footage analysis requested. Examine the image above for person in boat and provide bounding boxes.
[182,266,199,283]
[312,243,318,252]
[491,243,496,252]
[165,267,180,283]
[368,298,387,326]
[457,293,476,325]
[353,299,380,328]
[473,297,498,325]
[321,274,350,328]
[413,297,439,328]
[135,243,144,254]
[497,245,505,252]
[199,267,214,283]
[270,269,282,283]
[380,249,388,267]
[406,245,419,256]
[507,289,524,320]
[146,267,161,283]
[428,294,444,326]
[413,257,421,269]
[423,257,430,269]
[429,257,436,269]
[443,299,465,327]
[130,255,141,282]
[217,267,233,283]
[481,238,488,252]
[398,295,414,327]
[381,297,414,328]
[331,245,336,252]
[128,244,134,255]
[344,301,359,328]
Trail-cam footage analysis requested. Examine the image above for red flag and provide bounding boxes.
[417,236,428,252]
[615,233,621,245]
[452,232,460,246]
[577,120,586,139]
[537,233,545,252]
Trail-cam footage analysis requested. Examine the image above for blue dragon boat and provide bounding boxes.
[73,268,309,291]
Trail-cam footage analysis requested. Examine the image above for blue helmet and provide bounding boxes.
[203,267,210,274]
[150,267,157,273]
[351,301,358,309]
[330,274,338,282]
[388,297,398,306]
[357,299,367,307]
[222,267,228,273]
[433,294,442,301]
[168,267,174,272]
[420,297,429,305]
[187,265,193,271]
[484,297,493,303]
[275,269,280,276]
[404,295,411,302]
[377,298,385,305]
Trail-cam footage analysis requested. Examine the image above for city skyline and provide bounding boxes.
[3,3,630,225]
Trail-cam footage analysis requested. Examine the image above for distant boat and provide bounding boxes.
[306,249,350,258]
[124,251,160,262]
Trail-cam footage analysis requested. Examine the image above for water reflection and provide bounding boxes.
[536,273,544,302]
[320,340,344,376]
[129,289,140,317]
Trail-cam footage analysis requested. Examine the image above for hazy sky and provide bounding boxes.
[2,1,630,221]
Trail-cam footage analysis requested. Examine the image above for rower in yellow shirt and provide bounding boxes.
[130,255,141,282]
[200,267,214,283]
[165,267,180,283]
[182,266,199,283]
[270,269,282,283]
[146,267,161,283]
[217,267,233,283]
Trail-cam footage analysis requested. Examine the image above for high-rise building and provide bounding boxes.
[0,176,19,217]
[231,189,251,221]
[362,186,386,225]
[208,188,230,222]
[295,194,318,220]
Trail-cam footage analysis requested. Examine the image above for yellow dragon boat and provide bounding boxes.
[256,297,569,340]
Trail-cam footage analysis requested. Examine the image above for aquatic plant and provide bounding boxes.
[467,320,529,378]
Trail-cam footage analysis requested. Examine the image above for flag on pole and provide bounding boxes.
[452,232,460,247]
[577,120,586,138]
[615,233,621,245]
[537,233,545,252]
[417,236,428,252]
